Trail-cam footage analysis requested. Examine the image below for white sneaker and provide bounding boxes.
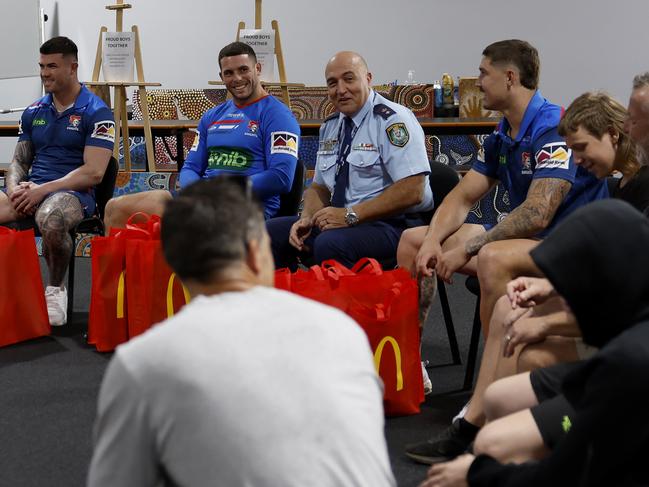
[452,400,471,424]
[45,286,67,326]
[422,361,433,395]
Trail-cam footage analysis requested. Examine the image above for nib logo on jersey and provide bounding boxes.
[535,143,571,170]
[207,147,253,170]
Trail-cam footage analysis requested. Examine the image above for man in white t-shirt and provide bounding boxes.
[87,176,395,487]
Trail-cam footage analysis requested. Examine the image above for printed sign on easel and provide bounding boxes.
[239,29,276,82]
[101,31,135,82]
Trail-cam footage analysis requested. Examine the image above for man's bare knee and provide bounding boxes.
[483,373,535,421]
[104,190,171,232]
[36,193,83,235]
[486,295,512,340]
[517,338,579,373]
[397,226,425,270]
[473,422,509,459]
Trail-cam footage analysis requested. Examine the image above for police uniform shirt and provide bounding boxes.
[472,91,607,237]
[181,95,300,219]
[314,91,433,213]
[18,84,115,186]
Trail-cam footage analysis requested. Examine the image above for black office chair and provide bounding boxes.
[276,160,305,217]
[2,156,118,321]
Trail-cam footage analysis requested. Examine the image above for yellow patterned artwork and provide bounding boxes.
[458,77,500,118]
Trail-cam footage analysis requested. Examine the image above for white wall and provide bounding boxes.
[2,0,649,165]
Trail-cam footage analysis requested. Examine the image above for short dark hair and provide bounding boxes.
[482,39,540,90]
[40,36,78,61]
[218,42,257,68]
[161,177,265,284]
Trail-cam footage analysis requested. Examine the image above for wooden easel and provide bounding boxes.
[208,0,303,107]
[86,0,160,172]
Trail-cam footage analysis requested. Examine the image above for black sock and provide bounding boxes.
[457,418,479,440]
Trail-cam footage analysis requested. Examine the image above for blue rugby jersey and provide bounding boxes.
[18,84,115,186]
[180,95,300,219]
[472,91,607,237]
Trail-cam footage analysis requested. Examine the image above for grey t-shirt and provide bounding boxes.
[88,286,395,487]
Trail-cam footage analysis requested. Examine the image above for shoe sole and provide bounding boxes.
[404,452,453,465]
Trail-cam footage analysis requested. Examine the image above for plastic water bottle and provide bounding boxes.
[405,69,416,85]
[433,80,443,108]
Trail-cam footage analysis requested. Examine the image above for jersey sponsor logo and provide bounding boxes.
[386,122,409,147]
[209,119,241,131]
[91,120,115,142]
[67,114,82,132]
[207,147,253,170]
[535,143,571,170]
[499,155,506,165]
[190,130,200,151]
[247,120,259,134]
[226,113,244,118]
[271,131,299,157]
[17,119,23,135]
[521,151,532,174]
[32,118,47,126]
[26,102,43,111]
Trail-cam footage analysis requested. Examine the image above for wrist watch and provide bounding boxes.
[345,207,359,226]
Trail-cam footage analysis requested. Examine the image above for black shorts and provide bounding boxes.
[529,362,582,449]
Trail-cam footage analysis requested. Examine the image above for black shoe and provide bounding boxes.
[404,422,473,465]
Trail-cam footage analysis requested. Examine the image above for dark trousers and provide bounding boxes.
[266,216,412,271]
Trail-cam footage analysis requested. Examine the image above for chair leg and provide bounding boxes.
[437,278,462,365]
[463,295,482,390]
[67,238,76,323]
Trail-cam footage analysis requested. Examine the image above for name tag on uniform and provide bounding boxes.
[318,138,338,155]
[352,142,378,152]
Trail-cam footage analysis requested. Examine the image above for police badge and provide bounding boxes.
[386,123,409,147]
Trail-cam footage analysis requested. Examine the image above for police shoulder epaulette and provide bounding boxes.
[374,103,396,120]
[323,112,339,123]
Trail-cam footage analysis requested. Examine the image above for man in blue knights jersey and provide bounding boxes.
[402,39,607,466]
[103,42,299,228]
[0,37,114,326]
[266,51,433,271]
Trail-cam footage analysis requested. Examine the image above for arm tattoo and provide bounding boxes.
[7,141,34,188]
[465,178,572,256]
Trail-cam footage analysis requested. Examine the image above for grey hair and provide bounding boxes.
[633,72,649,90]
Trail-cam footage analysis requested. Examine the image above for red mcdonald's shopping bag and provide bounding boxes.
[346,279,423,416]
[125,236,190,338]
[87,213,160,352]
[275,259,423,415]
[0,228,50,346]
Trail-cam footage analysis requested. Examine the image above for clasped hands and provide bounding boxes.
[414,240,471,284]
[288,207,348,251]
[8,181,46,216]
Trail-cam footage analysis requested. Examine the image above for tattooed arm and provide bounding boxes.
[464,177,572,256]
[6,141,34,193]
[434,177,572,282]
[12,146,111,214]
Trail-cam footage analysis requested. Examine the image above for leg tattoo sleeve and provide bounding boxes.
[36,193,84,287]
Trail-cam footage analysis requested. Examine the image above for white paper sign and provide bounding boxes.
[239,29,276,82]
[102,32,135,82]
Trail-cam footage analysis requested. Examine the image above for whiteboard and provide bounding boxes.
[0,0,41,80]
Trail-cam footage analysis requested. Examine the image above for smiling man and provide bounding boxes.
[266,51,433,271]
[103,42,299,228]
[0,36,114,326]
[401,39,607,465]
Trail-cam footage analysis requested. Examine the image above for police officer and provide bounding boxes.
[266,51,433,270]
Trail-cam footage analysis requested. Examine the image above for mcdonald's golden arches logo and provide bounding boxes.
[373,336,403,391]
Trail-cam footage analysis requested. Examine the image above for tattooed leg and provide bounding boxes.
[36,193,84,287]
[418,273,438,329]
